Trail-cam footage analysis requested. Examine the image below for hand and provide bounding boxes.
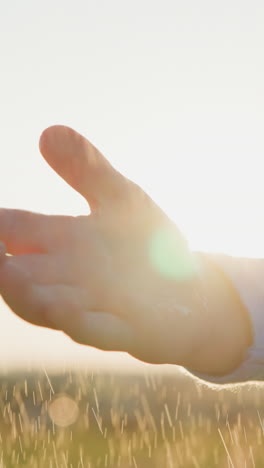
[0,126,205,366]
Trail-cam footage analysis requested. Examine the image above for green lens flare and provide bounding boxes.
[148,227,198,280]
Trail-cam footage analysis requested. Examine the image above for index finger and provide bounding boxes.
[0,208,73,254]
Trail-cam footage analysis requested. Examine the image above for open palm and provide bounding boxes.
[0,126,204,366]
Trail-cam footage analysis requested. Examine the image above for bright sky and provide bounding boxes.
[0,0,263,369]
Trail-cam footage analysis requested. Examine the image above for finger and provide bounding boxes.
[0,259,50,327]
[71,311,136,352]
[0,263,136,353]
[0,261,90,329]
[49,306,137,352]
[39,125,131,212]
[0,208,73,254]
[1,254,66,285]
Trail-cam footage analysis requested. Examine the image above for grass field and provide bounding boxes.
[0,367,264,467]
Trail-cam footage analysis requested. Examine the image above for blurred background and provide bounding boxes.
[0,0,263,370]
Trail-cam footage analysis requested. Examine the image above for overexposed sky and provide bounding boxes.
[0,0,263,367]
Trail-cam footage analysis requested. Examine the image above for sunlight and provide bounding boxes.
[1,0,263,369]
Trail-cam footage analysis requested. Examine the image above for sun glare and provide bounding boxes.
[148,226,200,280]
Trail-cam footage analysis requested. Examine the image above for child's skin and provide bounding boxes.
[0,126,252,377]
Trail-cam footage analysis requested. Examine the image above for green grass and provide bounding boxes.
[0,368,264,467]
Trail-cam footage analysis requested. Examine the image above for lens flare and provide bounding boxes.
[148,227,199,280]
[48,394,79,427]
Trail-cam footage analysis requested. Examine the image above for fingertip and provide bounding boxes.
[39,125,72,156]
[39,126,53,154]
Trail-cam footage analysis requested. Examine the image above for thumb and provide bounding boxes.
[39,125,130,212]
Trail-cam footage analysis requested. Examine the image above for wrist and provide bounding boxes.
[186,251,253,376]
